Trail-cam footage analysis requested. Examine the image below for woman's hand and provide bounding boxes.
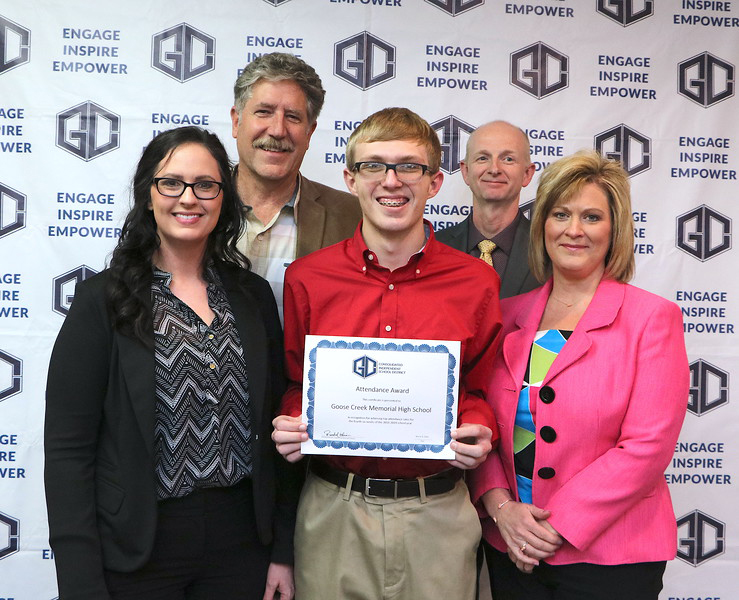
[508,546,535,574]
[482,489,563,569]
[262,562,294,600]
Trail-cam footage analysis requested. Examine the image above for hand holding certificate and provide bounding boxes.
[300,335,461,459]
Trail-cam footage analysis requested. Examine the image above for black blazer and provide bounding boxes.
[435,211,540,299]
[44,262,300,600]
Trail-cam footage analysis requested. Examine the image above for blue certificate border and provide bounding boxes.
[305,338,458,454]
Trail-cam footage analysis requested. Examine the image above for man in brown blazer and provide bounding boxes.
[230,52,361,318]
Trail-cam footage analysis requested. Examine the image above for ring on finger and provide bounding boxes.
[520,541,527,553]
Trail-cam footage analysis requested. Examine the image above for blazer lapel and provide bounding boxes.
[450,215,471,252]
[542,278,624,383]
[220,266,268,432]
[118,327,156,456]
[502,282,552,388]
[500,216,531,298]
[295,176,326,258]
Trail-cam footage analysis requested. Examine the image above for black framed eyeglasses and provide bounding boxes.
[152,178,224,200]
[352,161,430,184]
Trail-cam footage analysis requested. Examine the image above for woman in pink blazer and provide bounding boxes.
[472,151,689,599]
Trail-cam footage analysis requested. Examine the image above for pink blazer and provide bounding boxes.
[471,278,689,565]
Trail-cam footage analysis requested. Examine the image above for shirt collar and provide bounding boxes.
[346,219,437,273]
[292,173,302,217]
[466,210,521,255]
[152,261,219,289]
[232,165,300,213]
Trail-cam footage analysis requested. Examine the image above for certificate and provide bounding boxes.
[301,335,461,459]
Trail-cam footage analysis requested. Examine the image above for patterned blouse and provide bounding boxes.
[151,265,252,500]
[514,329,572,504]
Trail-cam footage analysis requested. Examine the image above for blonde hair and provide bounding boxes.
[529,150,635,283]
[345,107,441,173]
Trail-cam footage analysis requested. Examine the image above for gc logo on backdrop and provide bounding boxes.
[0,510,20,560]
[689,359,729,416]
[0,15,30,75]
[151,23,216,83]
[510,42,568,99]
[0,349,22,403]
[425,0,484,16]
[56,101,120,161]
[677,510,725,566]
[0,183,25,239]
[334,32,395,90]
[431,116,475,174]
[676,205,731,262]
[596,0,653,26]
[678,51,735,108]
[262,0,293,5]
[52,265,98,317]
[594,124,651,177]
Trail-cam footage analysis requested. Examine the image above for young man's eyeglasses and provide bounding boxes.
[352,162,430,184]
[152,178,224,200]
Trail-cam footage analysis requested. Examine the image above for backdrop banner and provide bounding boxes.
[0,1,737,598]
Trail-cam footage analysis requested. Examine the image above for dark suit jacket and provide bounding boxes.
[295,175,362,258]
[44,262,300,600]
[435,211,540,299]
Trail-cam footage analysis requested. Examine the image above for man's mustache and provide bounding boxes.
[253,137,294,152]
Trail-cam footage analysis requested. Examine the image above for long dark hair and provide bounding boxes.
[107,126,247,343]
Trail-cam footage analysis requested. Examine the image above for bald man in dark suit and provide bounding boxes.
[436,121,539,299]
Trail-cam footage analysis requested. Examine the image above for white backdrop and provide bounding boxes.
[0,0,737,598]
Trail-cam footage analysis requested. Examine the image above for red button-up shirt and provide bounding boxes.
[281,222,502,478]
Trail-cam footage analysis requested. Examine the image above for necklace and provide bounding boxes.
[550,294,575,308]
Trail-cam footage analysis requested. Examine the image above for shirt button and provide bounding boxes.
[415,269,421,274]
[257,234,264,241]
[209,362,216,369]
[385,325,392,332]
[388,284,394,290]
[368,253,374,261]
[362,266,367,272]
[208,334,214,340]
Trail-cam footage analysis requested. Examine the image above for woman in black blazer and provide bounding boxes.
[45,127,300,600]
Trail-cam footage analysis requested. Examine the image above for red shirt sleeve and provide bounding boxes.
[457,281,502,448]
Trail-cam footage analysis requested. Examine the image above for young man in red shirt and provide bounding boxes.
[272,107,502,600]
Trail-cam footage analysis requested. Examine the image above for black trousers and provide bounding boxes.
[104,479,271,600]
[484,543,666,600]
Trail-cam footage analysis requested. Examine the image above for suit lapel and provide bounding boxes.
[220,265,268,432]
[502,282,552,388]
[450,215,471,251]
[542,279,624,383]
[295,176,326,258]
[117,286,157,455]
[500,216,531,298]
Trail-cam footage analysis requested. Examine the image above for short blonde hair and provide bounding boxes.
[345,107,441,174]
[529,150,635,283]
